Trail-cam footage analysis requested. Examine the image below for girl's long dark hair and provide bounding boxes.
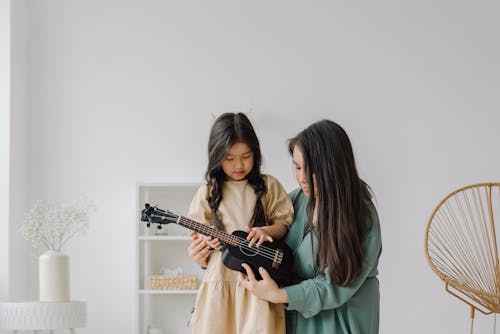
[205,112,267,231]
[288,120,372,286]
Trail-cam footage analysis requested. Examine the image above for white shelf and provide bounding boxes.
[139,290,199,295]
[136,183,202,334]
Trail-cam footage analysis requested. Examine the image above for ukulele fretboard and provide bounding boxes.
[177,216,240,246]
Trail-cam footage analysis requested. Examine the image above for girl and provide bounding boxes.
[187,112,294,334]
[239,120,382,334]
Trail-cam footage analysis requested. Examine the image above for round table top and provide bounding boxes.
[0,301,86,330]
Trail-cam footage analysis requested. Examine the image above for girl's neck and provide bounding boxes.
[224,178,247,183]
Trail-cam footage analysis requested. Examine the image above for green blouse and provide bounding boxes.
[284,188,382,334]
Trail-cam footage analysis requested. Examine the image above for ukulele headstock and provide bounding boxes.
[141,203,179,230]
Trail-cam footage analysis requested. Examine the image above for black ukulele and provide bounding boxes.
[141,203,294,285]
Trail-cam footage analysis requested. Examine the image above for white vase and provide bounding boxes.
[39,250,70,302]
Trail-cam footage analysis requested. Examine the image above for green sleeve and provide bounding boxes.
[284,210,381,318]
[288,188,302,203]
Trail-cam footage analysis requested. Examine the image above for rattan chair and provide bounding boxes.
[425,182,500,333]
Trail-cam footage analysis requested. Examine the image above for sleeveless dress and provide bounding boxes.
[188,174,294,334]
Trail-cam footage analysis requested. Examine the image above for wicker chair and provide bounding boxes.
[425,183,500,333]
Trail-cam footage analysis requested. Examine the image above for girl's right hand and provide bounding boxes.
[188,234,212,267]
[202,235,222,250]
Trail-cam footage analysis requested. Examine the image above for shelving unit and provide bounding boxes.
[136,183,203,334]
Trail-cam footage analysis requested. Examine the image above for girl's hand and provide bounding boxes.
[238,263,288,304]
[188,234,212,267]
[202,235,222,251]
[246,227,273,248]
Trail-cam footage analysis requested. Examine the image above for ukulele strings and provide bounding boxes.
[192,222,281,261]
[178,216,283,262]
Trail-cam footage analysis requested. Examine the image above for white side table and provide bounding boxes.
[0,301,86,333]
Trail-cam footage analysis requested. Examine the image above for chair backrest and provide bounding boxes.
[425,182,500,314]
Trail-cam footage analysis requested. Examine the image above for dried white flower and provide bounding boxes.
[20,199,95,252]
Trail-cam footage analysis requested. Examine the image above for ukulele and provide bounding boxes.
[141,203,294,284]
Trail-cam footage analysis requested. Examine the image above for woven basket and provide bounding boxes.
[149,275,199,290]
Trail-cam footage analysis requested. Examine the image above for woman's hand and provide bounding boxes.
[187,233,212,267]
[238,263,288,304]
[246,227,273,248]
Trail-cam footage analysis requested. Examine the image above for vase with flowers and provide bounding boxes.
[20,199,94,302]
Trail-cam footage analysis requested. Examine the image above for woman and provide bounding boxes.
[239,119,382,334]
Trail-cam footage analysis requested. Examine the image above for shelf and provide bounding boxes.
[137,183,201,334]
[139,236,191,241]
[139,289,198,295]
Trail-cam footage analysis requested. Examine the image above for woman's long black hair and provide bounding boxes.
[288,120,372,286]
[205,113,267,231]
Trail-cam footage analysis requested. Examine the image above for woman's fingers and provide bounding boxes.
[241,263,257,282]
[238,264,255,291]
[238,272,249,286]
[258,266,272,281]
[238,264,283,303]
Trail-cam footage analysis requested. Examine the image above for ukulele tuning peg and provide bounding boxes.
[146,223,151,228]
[157,225,162,230]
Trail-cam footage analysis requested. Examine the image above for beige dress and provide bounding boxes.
[188,174,294,334]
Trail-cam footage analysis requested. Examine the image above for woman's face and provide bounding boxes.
[293,145,309,197]
[222,141,254,181]
[293,146,317,197]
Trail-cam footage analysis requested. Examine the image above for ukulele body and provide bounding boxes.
[220,230,294,285]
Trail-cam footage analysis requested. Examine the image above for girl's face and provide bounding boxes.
[222,141,254,181]
[292,146,318,198]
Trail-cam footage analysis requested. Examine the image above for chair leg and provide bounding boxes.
[470,306,475,334]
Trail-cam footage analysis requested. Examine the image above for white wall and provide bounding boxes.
[10,0,33,303]
[0,0,10,302]
[9,1,500,333]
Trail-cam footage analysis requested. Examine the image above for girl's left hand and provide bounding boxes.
[238,263,288,304]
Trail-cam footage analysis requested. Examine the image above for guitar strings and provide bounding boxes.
[189,223,282,262]
[178,216,284,263]
[151,213,283,262]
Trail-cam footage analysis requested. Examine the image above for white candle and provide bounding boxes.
[39,250,70,302]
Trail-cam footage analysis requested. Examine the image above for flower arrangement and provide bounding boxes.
[20,199,95,252]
